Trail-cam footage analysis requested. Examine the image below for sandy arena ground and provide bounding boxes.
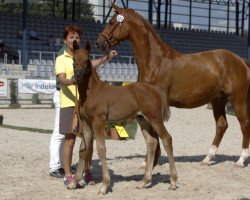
[0,106,250,200]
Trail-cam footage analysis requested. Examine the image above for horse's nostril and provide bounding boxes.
[75,71,81,77]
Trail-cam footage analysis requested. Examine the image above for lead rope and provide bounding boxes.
[92,52,110,76]
[72,84,81,135]
[74,84,79,116]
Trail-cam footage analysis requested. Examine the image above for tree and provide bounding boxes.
[79,0,94,20]
[0,0,94,20]
[9,80,20,109]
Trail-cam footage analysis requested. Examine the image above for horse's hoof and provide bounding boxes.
[200,161,210,166]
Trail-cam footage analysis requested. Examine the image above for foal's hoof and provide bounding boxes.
[234,162,244,168]
[168,184,177,190]
[67,182,77,189]
[98,188,107,195]
[136,181,148,189]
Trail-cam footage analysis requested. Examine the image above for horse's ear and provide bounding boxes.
[112,3,121,13]
[73,40,79,51]
[84,41,91,52]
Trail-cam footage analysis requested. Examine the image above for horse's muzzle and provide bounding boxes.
[74,69,84,83]
[96,35,110,51]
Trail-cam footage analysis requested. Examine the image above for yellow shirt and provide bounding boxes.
[55,50,78,108]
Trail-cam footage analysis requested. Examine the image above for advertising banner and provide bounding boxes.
[0,78,7,97]
[18,79,56,94]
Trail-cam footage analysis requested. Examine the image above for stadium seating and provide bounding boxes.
[157,27,247,58]
[0,13,248,82]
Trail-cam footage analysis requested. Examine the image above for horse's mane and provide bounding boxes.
[125,8,175,52]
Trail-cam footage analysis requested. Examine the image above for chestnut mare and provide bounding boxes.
[96,4,250,167]
[67,41,177,194]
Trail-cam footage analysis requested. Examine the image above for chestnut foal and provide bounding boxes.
[67,42,177,194]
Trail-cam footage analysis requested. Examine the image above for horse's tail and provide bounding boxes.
[243,58,250,114]
[162,92,171,122]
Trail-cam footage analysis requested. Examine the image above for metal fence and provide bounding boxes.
[89,0,245,34]
[0,0,246,33]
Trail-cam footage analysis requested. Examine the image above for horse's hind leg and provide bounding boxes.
[92,118,110,194]
[230,97,250,167]
[201,97,228,166]
[136,115,161,168]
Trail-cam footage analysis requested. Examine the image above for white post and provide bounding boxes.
[4,53,7,64]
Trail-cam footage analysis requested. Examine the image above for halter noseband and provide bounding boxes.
[98,14,125,50]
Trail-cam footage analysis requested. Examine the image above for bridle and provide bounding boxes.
[98,14,125,50]
[72,56,92,134]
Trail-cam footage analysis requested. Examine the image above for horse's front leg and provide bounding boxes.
[92,118,109,194]
[67,135,86,189]
[135,115,161,169]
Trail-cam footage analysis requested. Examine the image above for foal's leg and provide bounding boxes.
[151,120,178,190]
[201,97,228,166]
[67,127,92,189]
[92,118,109,194]
[136,129,158,189]
[136,115,161,168]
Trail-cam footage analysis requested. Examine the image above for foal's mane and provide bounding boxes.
[81,50,105,86]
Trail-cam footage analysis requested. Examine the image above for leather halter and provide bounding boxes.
[98,14,124,49]
[73,57,92,83]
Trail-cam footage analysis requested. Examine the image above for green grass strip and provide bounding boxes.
[0,124,52,133]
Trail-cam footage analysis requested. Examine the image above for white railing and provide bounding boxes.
[20,51,134,65]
